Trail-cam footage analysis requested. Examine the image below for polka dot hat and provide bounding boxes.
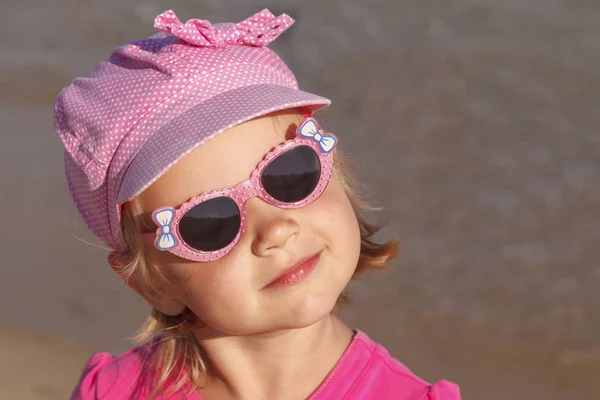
[54,9,331,251]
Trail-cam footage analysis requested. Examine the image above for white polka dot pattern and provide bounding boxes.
[154,9,294,48]
[53,9,331,251]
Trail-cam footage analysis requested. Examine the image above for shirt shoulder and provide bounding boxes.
[69,347,147,400]
[317,330,461,400]
[360,335,461,400]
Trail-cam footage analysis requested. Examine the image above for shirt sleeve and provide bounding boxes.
[425,380,462,400]
[69,353,116,399]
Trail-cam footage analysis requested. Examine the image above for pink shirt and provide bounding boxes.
[71,330,461,399]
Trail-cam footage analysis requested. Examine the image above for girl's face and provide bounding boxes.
[137,110,361,335]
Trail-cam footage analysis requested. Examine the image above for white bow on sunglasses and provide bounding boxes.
[154,209,177,250]
[299,119,336,153]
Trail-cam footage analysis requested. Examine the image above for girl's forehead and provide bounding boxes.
[138,111,304,210]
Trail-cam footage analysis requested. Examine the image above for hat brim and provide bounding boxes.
[117,83,330,203]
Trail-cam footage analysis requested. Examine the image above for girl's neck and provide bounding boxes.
[193,315,354,400]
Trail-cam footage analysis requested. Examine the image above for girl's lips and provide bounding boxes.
[264,251,322,289]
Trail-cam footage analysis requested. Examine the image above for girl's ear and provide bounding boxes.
[108,252,144,296]
[108,251,186,316]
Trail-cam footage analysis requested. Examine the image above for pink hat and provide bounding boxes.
[54,9,331,251]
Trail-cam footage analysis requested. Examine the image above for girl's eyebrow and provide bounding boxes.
[284,122,299,140]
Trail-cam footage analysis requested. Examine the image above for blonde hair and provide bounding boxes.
[117,148,399,398]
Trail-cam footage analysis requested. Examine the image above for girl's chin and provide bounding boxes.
[194,307,336,337]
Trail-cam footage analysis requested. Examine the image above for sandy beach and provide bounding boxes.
[1,0,600,399]
[0,324,92,399]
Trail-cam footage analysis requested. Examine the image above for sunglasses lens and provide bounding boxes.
[179,196,241,252]
[261,145,321,203]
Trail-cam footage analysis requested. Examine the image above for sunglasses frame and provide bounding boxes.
[141,117,336,262]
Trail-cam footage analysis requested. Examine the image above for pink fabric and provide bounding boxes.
[54,9,330,251]
[154,9,294,47]
[70,331,461,399]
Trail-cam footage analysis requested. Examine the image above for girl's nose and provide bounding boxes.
[247,198,300,256]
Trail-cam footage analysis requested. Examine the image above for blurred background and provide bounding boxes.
[1,0,599,399]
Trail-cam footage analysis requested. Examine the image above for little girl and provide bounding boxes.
[55,9,461,400]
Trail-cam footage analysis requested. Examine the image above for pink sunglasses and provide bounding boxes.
[141,116,337,262]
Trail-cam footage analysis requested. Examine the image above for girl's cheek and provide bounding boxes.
[144,250,207,295]
[320,177,356,222]
[309,177,360,247]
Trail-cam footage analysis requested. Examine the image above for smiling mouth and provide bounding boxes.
[264,251,322,289]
